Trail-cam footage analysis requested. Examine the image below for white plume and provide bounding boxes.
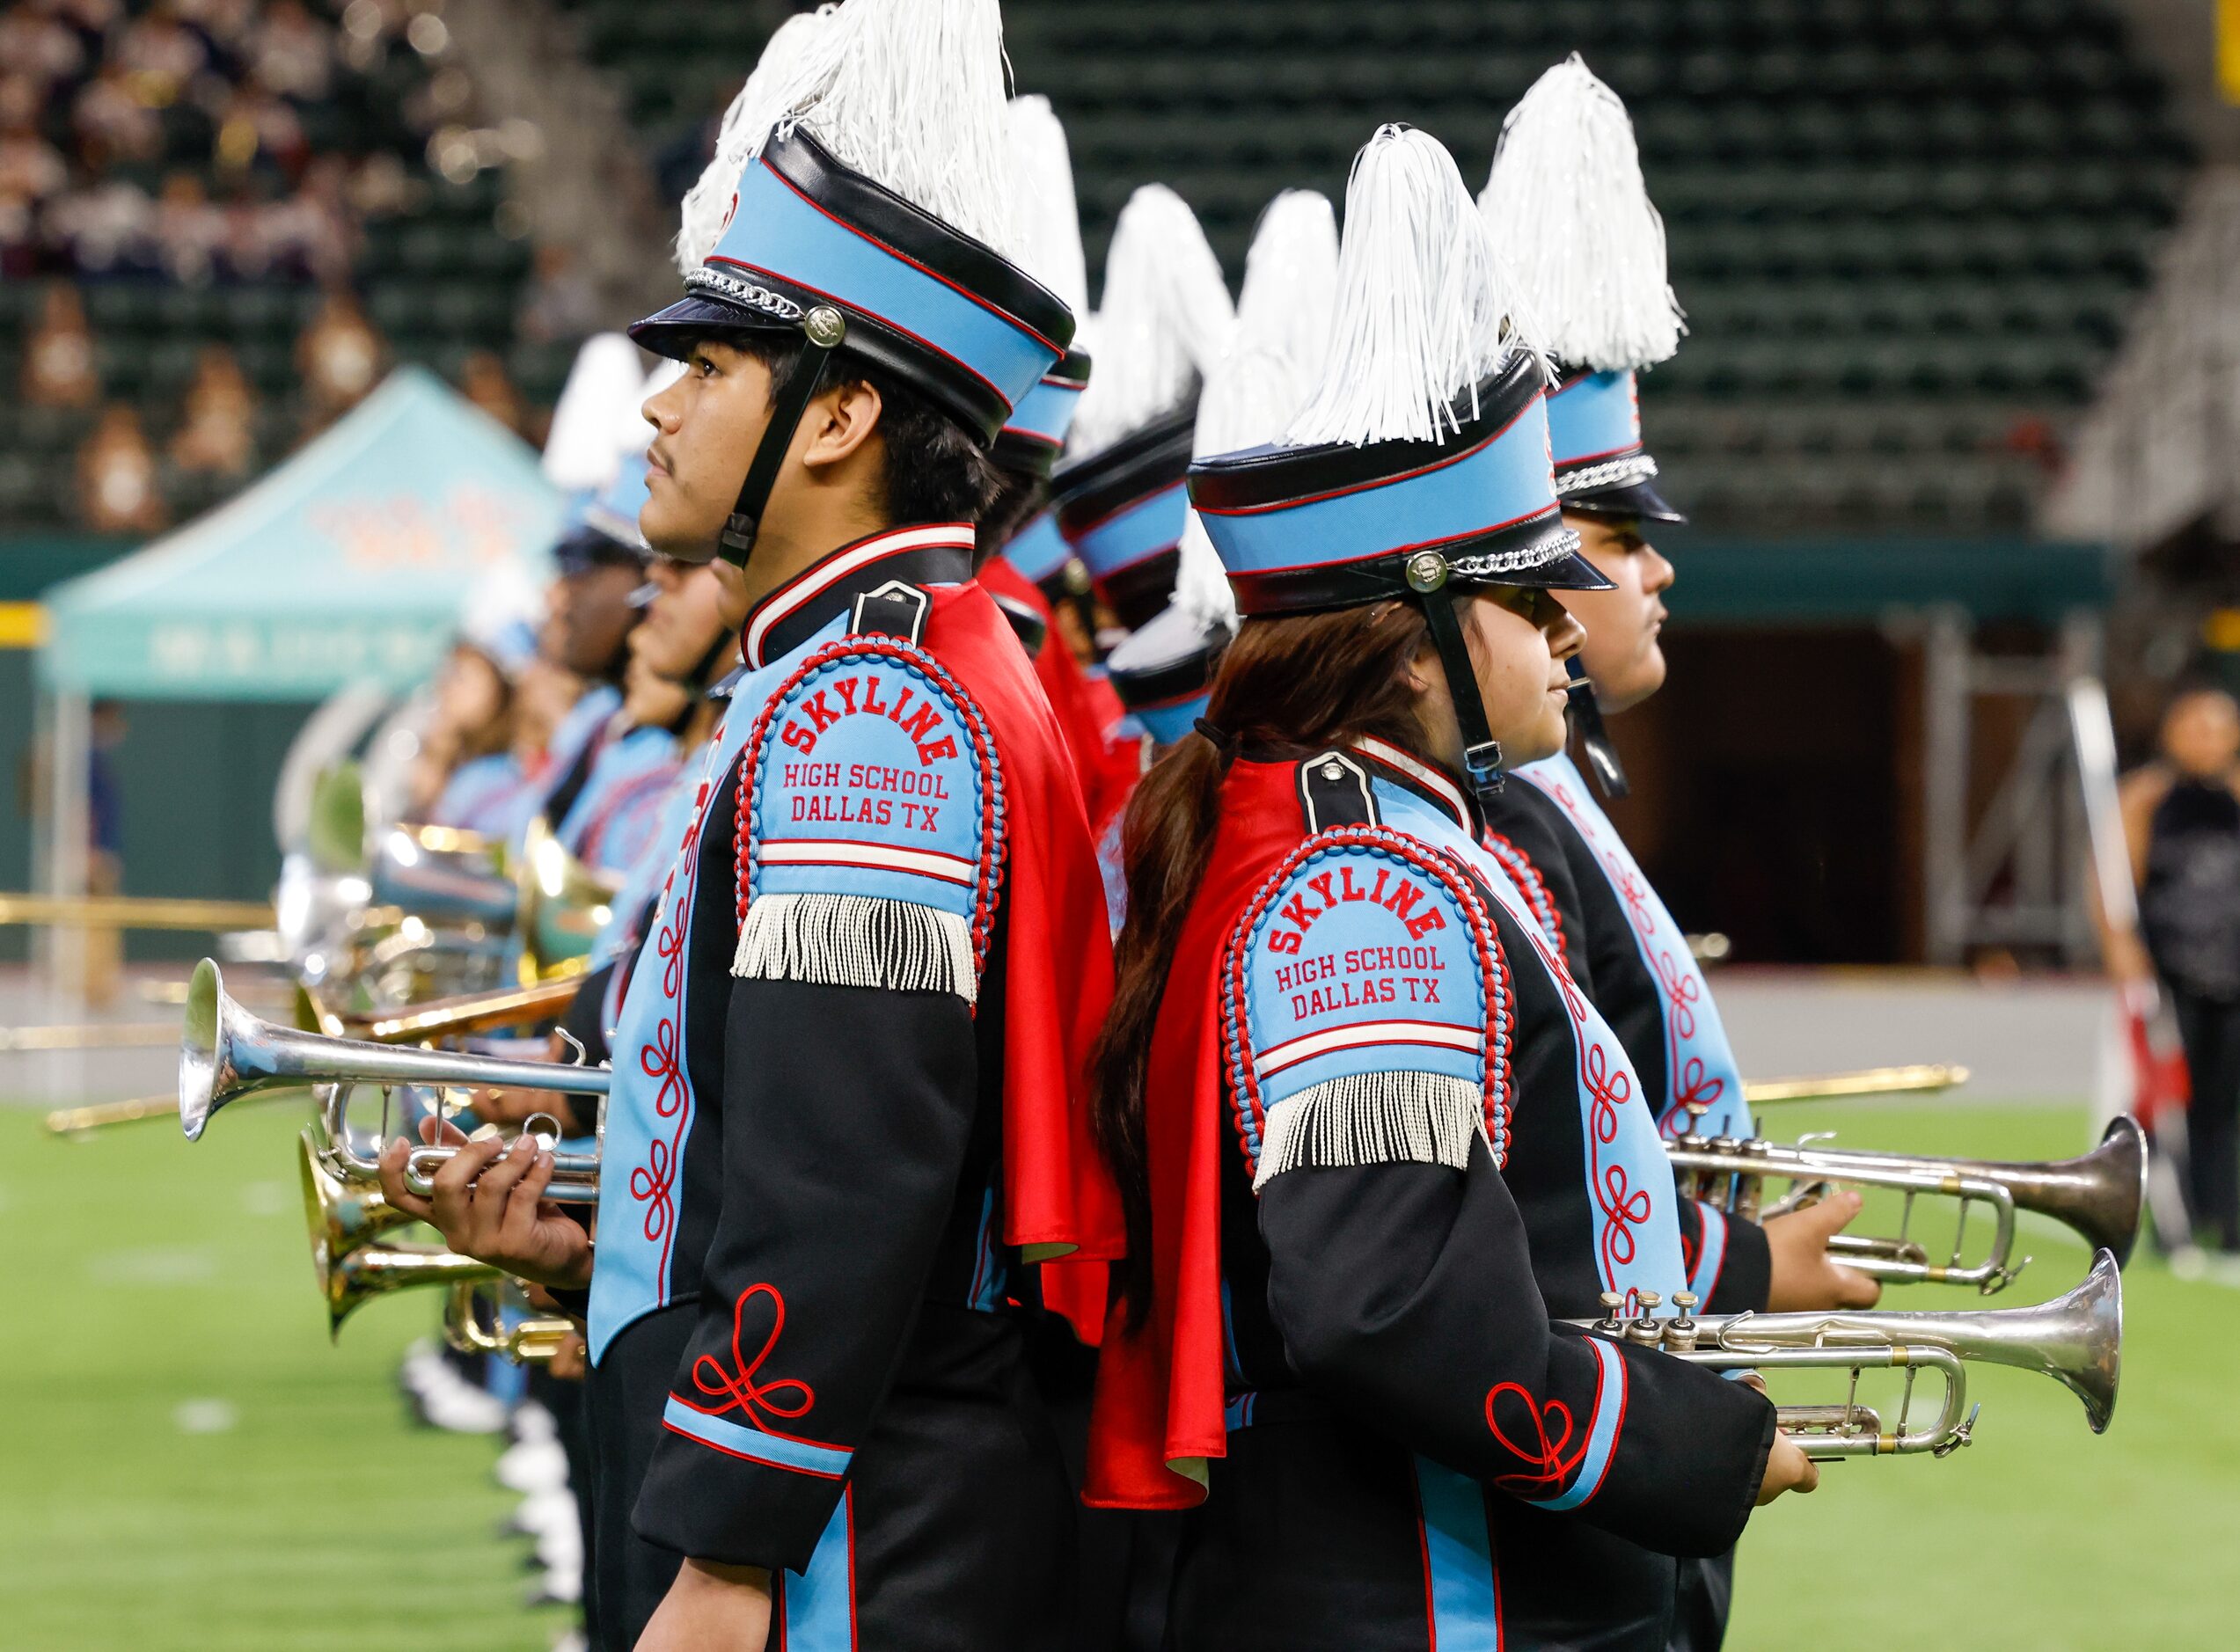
[1068,184,1233,458]
[675,8,845,274]
[1006,94,1088,318]
[1287,126,1536,449]
[789,0,1020,259]
[1480,54,1683,371]
[1175,190,1340,633]
[542,333,647,491]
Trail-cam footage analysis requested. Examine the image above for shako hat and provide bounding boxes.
[541,333,653,571]
[1107,189,1340,746]
[1482,55,1685,523]
[628,0,1075,566]
[1049,185,1232,631]
[1190,125,1608,803]
[994,94,1094,479]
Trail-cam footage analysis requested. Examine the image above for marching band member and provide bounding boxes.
[1051,184,1233,664]
[422,561,545,830]
[1478,59,1883,1648]
[1098,187,1340,927]
[975,94,1124,806]
[384,3,1124,1646]
[1082,124,1814,1652]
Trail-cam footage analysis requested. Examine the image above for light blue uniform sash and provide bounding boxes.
[1512,753,1753,1143]
[586,632,815,1361]
[1375,782,1687,1312]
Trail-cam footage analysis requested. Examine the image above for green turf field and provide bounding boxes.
[2,1095,2234,1648]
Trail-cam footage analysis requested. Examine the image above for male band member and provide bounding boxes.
[383,3,1123,1645]
[1478,56,1879,1650]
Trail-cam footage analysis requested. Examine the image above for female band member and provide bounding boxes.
[1081,126,1815,1651]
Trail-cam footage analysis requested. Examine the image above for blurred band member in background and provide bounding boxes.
[2112,684,2240,1263]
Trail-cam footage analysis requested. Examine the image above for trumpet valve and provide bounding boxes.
[1666,1291,1700,1352]
[1593,1291,1626,1338]
[1624,1291,1665,1346]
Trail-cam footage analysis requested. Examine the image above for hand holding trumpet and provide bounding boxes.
[1764,1189,1885,1312]
[377,1116,594,1292]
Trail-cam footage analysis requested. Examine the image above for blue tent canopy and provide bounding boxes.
[38,367,561,701]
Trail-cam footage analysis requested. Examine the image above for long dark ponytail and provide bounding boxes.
[1092,601,1437,1326]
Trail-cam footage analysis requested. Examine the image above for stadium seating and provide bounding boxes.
[0,2,545,532]
[553,0,2192,534]
[8,0,2192,538]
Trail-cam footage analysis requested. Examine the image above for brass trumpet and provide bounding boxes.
[443,1281,575,1365]
[1742,1064,1970,1107]
[298,1128,495,1334]
[182,959,604,1202]
[1667,1115,2146,1293]
[44,980,579,1138]
[1580,1247,2122,1459]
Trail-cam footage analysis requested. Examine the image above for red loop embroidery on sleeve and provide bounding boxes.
[1483,1382,1587,1495]
[688,1282,820,1434]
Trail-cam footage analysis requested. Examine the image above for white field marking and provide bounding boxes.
[85,1246,218,1286]
[174,1399,238,1434]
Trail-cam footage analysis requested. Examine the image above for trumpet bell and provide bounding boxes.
[179,957,230,1141]
[2057,1247,2123,1434]
[179,956,611,1145]
[296,1128,424,1334]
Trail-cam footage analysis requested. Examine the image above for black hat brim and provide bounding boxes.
[628,293,794,362]
[1562,474,1687,525]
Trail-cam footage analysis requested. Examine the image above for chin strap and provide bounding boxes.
[716,305,849,569]
[1406,551,1504,807]
[1564,655,1630,800]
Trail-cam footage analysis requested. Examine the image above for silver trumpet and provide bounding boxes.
[1580,1248,2122,1459]
[180,958,604,1202]
[1666,1113,2147,1292]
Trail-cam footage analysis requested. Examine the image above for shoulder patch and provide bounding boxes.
[1221,825,1512,1190]
[733,636,1004,1003]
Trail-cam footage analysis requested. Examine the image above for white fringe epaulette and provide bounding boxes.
[733,891,979,1004]
[1251,1071,1487,1191]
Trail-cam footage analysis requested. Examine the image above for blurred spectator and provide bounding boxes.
[152,168,224,281]
[176,0,257,53]
[297,286,383,422]
[168,344,258,476]
[0,7,89,91]
[71,62,165,172]
[249,0,336,103]
[212,83,308,182]
[22,281,98,407]
[114,2,213,107]
[459,347,524,434]
[2114,686,2240,1264]
[518,241,600,344]
[83,698,129,1008]
[45,175,152,272]
[0,73,65,272]
[77,402,167,532]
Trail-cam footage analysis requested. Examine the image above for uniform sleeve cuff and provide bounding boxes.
[633,1401,850,1572]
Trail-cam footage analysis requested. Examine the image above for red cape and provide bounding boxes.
[977,558,1139,831]
[1083,758,1308,1507]
[928,577,1124,1341]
